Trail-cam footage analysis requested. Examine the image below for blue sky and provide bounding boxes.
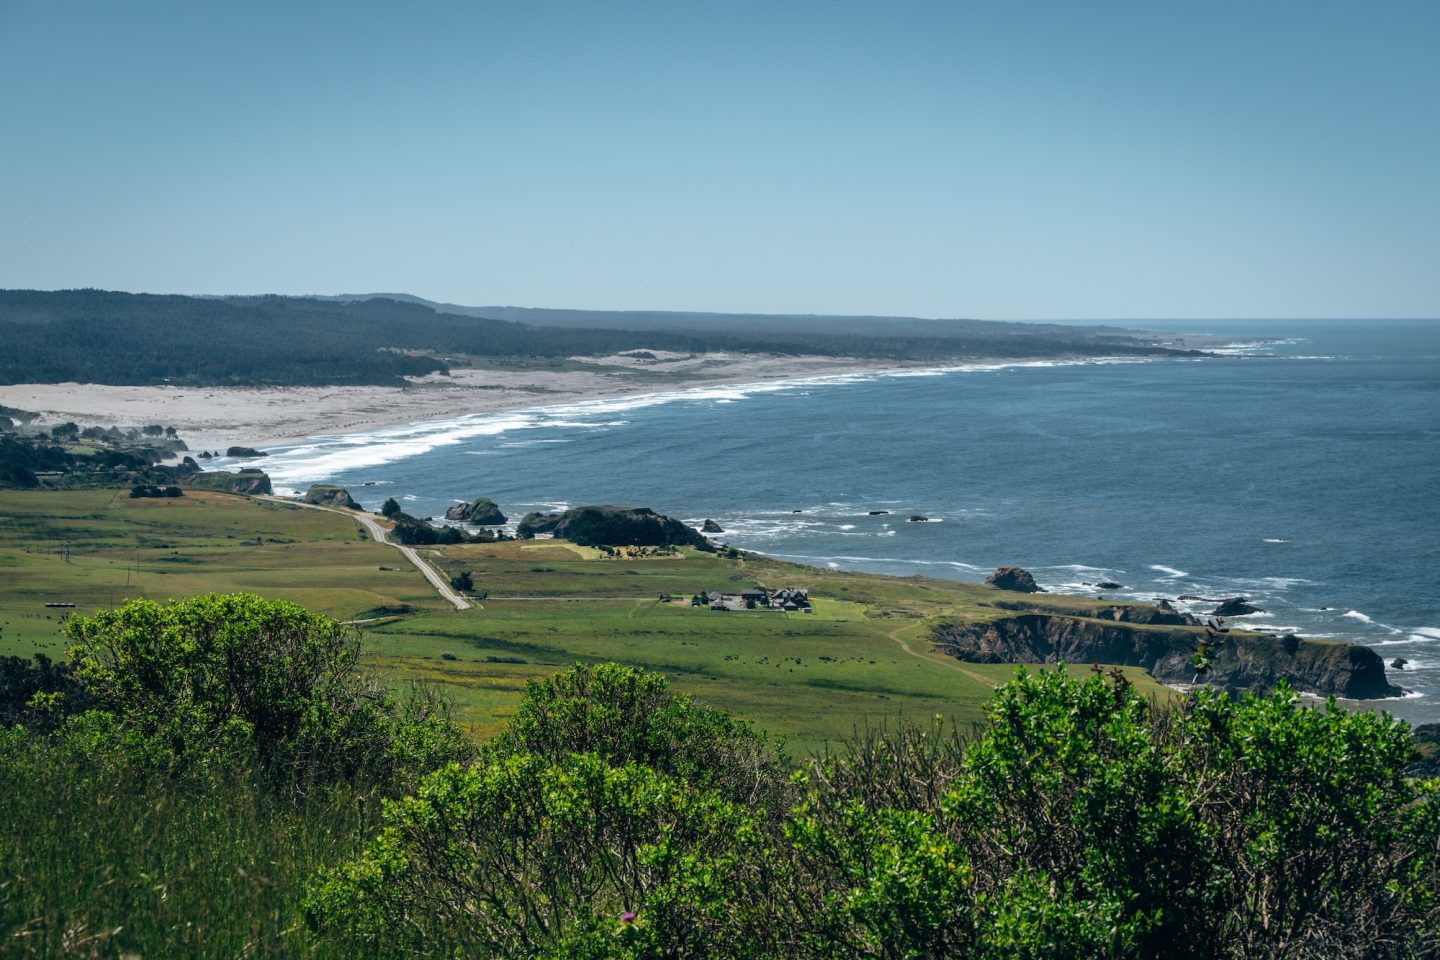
[1,1,1435,319]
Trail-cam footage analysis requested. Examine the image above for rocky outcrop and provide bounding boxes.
[225,446,266,458]
[986,566,1043,593]
[516,512,564,538]
[303,485,360,510]
[991,597,1199,627]
[932,614,1402,700]
[183,468,273,495]
[445,497,506,525]
[550,506,711,550]
[1096,581,1123,590]
[1392,658,1408,670]
[1213,597,1263,617]
[702,519,724,533]
[868,510,890,516]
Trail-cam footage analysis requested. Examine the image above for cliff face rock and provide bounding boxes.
[986,566,1044,593]
[183,468,273,495]
[550,506,711,549]
[303,484,360,510]
[1095,601,1200,627]
[932,614,1401,700]
[992,597,1199,627]
[445,497,507,525]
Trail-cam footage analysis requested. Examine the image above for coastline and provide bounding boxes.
[0,349,1177,453]
[0,353,907,451]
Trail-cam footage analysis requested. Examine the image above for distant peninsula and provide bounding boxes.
[0,289,1216,447]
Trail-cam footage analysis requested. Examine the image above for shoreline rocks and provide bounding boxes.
[1212,597,1263,617]
[986,566,1044,593]
[445,497,506,525]
[303,484,360,510]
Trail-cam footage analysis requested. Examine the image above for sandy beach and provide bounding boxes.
[0,352,910,451]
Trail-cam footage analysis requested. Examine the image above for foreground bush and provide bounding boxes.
[309,665,1440,959]
[486,661,790,804]
[63,593,471,786]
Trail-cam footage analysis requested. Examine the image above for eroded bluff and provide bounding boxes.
[933,613,1401,700]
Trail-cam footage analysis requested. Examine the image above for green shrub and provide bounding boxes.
[63,593,471,786]
[944,667,1212,957]
[486,662,789,806]
[304,751,773,957]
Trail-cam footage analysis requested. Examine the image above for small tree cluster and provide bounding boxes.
[62,593,472,787]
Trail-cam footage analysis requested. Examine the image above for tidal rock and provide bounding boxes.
[1097,581,1124,590]
[907,515,930,523]
[445,497,507,525]
[225,446,267,458]
[1392,658,1408,670]
[702,519,724,533]
[868,510,890,516]
[986,566,1044,593]
[1212,597,1263,617]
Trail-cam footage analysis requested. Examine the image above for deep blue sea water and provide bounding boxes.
[236,320,1440,722]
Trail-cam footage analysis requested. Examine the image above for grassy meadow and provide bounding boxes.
[0,488,1166,753]
[0,489,446,657]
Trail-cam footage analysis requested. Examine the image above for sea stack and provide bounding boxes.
[986,566,1044,593]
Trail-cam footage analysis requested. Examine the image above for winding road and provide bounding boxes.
[257,496,472,610]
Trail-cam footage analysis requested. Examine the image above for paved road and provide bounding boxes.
[257,496,472,611]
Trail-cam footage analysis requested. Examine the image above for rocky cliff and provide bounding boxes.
[552,506,711,549]
[302,485,360,510]
[932,613,1402,700]
[517,505,709,549]
[183,468,273,495]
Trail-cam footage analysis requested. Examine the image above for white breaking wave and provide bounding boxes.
[768,553,983,572]
[221,355,1172,485]
[1150,565,1189,580]
[1342,610,1404,635]
[1412,627,1440,640]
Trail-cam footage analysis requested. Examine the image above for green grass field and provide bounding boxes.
[0,489,446,657]
[0,489,1165,754]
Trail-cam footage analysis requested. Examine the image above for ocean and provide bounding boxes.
[236,319,1440,723]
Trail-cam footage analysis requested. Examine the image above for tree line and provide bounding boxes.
[0,289,1203,387]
